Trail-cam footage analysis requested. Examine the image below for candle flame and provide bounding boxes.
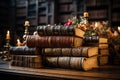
[6,30,10,39]
[118,26,120,32]
[17,39,20,42]
[95,22,98,28]
[7,30,10,34]
[17,39,21,46]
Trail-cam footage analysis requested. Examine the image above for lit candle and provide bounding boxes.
[24,21,30,26]
[17,39,21,46]
[84,12,89,17]
[6,30,10,39]
[95,22,98,28]
[118,26,120,33]
[113,31,119,37]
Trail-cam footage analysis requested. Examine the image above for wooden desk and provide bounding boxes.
[0,62,120,80]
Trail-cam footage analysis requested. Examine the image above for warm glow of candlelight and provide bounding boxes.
[6,30,10,39]
[84,12,89,17]
[24,21,30,26]
[95,22,98,28]
[118,26,120,33]
[113,31,119,37]
[17,39,21,46]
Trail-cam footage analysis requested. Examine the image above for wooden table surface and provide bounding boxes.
[0,61,120,80]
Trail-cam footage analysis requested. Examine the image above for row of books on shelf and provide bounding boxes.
[16,17,47,25]
[112,0,120,8]
[16,0,26,7]
[38,16,46,23]
[89,10,107,19]
[29,19,37,26]
[59,4,73,12]
[112,13,120,22]
[59,14,72,23]
[86,0,108,6]
[58,0,73,3]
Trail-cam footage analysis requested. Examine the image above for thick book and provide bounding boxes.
[99,44,108,49]
[37,25,85,38]
[99,37,108,49]
[42,47,98,57]
[11,55,42,68]
[99,49,109,56]
[10,46,40,55]
[26,35,83,48]
[98,55,108,66]
[44,56,98,71]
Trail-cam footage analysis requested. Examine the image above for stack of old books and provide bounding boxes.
[25,25,99,71]
[98,37,109,66]
[83,36,109,66]
[10,46,42,69]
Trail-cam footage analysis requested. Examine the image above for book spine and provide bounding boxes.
[44,57,85,70]
[42,48,89,57]
[26,35,77,48]
[11,61,42,68]
[37,25,75,36]
[11,55,42,63]
[83,36,99,46]
[11,55,42,68]
[83,36,99,43]
[10,46,40,55]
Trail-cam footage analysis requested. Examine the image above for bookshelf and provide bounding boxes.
[27,0,38,26]
[86,0,109,22]
[56,0,86,24]
[38,0,55,25]
[15,0,55,26]
[15,0,27,26]
[111,0,120,27]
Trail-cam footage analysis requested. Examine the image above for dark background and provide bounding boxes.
[0,0,120,48]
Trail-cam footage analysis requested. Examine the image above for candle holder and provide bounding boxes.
[83,12,90,30]
[22,21,30,46]
[23,25,29,40]
[23,21,29,38]
[84,12,89,21]
[4,38,11,61]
